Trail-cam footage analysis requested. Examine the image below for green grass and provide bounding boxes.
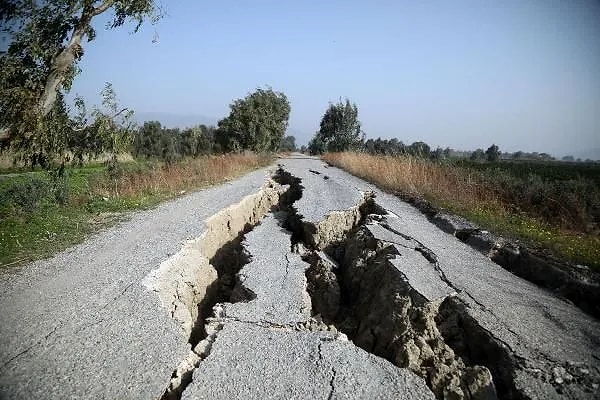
[455,159,600,185]
[0,205,97,266]
[456,204,599,269]
[0,154,273,268]
[0,174,161,267]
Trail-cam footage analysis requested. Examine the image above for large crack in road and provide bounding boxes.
[153,167,438,399]
[1,155,598,400]
[151,177,295,399]
[153,161,600,400]
[278,174,497,399]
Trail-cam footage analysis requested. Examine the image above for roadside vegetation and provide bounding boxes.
[0,85,296,267]
[0,153,273,267]
[322,153,599,269]
[1,1,596,274]
[0,2,300,267]
[306,99,599,270]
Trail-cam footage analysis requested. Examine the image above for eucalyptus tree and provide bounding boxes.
[0,0,161,165]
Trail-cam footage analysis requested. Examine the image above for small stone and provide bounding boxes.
[465,366,497,400]
[552,365,574,385]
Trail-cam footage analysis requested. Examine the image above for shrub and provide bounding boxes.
[2,177,50,212]
[52,174,71,205]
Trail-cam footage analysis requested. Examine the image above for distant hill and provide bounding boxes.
[135,112,216,129]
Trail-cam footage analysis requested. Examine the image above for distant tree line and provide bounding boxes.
[133,122,218,163]
[132,119,297,164]
[121,86,295,163]
[1,85,297,168]
[304,99,596,163]
[305,101,506,162]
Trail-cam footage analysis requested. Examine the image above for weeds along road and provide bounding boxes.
[0,154,599,400]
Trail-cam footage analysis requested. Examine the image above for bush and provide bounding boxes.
[52,173,71,205]
[1,177,50,212]
[475,166,599,233]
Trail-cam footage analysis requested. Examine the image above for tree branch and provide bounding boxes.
[92,0,114,16]
[112,107,129,118]
[71,108,128,132]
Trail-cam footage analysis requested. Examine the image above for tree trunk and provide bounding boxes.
[37,0,117,116]
[39,30,86,116]
[39,7,94,117]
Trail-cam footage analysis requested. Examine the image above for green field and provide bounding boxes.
[453,159,600,235]
[455,159,600,185]
[0,154,273,268]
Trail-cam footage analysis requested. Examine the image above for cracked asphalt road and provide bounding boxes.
[1,154,598,400]
[0,167,274,399]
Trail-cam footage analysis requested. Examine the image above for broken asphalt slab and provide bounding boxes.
[0,166,278,399]
[183,321,434,400]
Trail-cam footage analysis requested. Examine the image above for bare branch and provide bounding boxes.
[91,0,114,16]
[113,107,129,118]
[71,107,128,132]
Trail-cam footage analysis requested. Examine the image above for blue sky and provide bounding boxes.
[71,0,600,157]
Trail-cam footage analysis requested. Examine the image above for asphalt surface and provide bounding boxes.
[279,155,600,399]
[0,167,273,399]
[219,214,312,326]
[1,154,599,399]
[184,214,433,399]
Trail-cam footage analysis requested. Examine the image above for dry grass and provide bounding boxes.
[92,153,273,199]
[323,152,501,213]
[323,152,600,269]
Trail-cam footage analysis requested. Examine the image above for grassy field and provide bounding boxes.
[323,152,600,270]
[0,153,273,268]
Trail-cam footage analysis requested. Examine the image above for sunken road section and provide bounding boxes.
[155,167,435,400]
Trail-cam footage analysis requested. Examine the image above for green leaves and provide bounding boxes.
[310,98,364,154]
[485,144,500,162]
[216,87,291,153]
[111,0,161,31]
[133,122,218,162]
[0,0,159,167]
[88,82,136,166]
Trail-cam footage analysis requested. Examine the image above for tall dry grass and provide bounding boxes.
[323,152,600,269]
[323,152,502,213]
[92,153,273,198]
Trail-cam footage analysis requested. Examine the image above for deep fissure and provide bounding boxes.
[158,171,299,400]
[273,167,524,400]
[157,165,565,400]
[305,224,504,399]
[188,223,254,346]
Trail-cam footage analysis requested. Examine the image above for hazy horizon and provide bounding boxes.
[68,1,600,158]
